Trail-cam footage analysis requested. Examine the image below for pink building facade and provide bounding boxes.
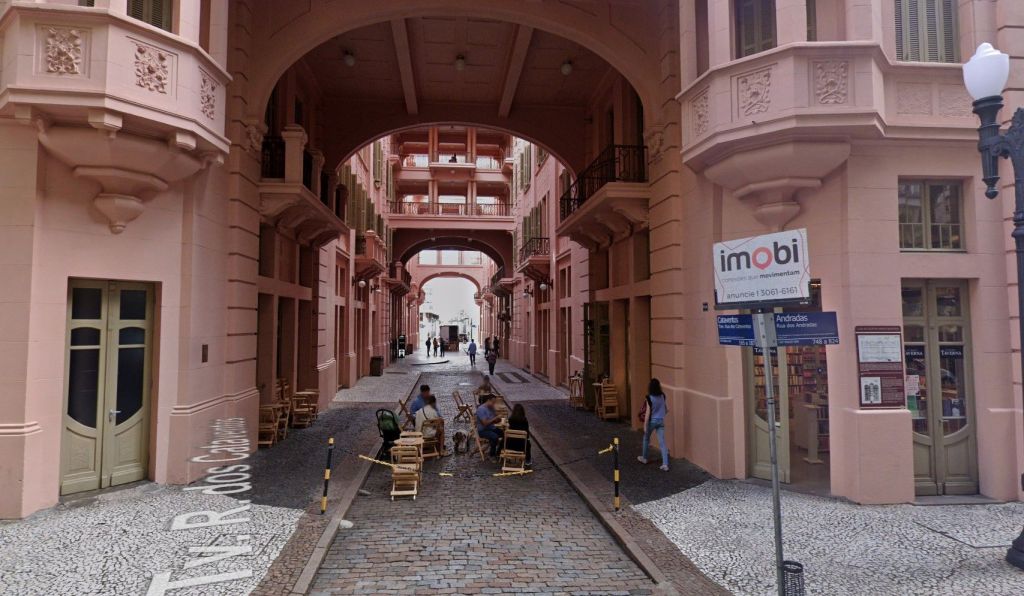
[2,0,1023,518]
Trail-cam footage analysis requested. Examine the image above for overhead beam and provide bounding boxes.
[498,25,533,119]
[390,18,419,115]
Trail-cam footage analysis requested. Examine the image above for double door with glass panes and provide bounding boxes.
[902,280,977,495]
[60,281,154,495]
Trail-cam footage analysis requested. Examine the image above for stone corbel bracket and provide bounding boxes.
[704,141,850,231]
[33,110,210,233]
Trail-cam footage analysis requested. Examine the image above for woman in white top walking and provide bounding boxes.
[637,378,670,471]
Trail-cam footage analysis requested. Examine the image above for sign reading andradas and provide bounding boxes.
[714,229,810,305]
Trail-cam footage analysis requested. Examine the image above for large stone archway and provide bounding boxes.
[394,231,512,273]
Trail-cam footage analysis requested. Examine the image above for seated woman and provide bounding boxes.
[475,375,496,404]
[506,404,532,466]
[415,394,445,455]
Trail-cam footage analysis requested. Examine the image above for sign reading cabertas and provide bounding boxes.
[713,228,810,306]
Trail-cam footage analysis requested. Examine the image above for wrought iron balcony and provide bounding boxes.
[384,261,413,296]
[559,145,647,221]
[516,237,551,283]
[261,136,285,178]
[519,237,550,263]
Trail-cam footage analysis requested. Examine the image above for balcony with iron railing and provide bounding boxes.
[259,125,345,246]
[354,230,387,281]
[516,237,551,284]
[555,144,650,252]
[387,201,512,217]
[384,261,413,296]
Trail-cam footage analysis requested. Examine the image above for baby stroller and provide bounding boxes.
[376,409,402,459]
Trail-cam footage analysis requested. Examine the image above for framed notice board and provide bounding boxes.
[855,326,906,409]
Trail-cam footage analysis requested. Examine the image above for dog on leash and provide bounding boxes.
[452,431,468,454]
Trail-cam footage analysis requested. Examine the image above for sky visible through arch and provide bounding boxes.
[420,277,481,340]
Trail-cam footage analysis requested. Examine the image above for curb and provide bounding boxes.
[526,424,675,593]
[290,438,381,595]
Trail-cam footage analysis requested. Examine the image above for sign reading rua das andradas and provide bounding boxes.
[713,229,810,306]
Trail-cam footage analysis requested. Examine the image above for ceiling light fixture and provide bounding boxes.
[560,60,573,76]
[343,50,356,67]
[455,54,467,71]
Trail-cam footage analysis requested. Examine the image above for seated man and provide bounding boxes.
[408,384,430,418]
[415,394,446,455]
[476,395,504,459]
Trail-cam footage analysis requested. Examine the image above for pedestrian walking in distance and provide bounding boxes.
[425,337,432,357]
[485,348,497,375]
[467,339,478,366]
[637,378,670,471]
[439,337,446,357]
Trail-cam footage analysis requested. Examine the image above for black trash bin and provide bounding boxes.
[781,560,805,596]
[370,356,384,376]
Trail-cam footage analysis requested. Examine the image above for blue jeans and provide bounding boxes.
[479,427,502,456]
[643,418,669,467]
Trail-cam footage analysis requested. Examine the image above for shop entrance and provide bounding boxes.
[902,280,978,495]
[745,295,831,491]
[60,280,154,495]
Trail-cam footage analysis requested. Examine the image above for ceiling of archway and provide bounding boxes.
[303,17,614,114]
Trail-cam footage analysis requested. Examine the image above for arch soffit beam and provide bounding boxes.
[417,271,485,294]
[245,1,661,130]
[397,238,508,271]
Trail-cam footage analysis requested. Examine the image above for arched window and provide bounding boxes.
[735,0,776,58]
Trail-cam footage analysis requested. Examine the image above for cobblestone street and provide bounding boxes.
[311,361,658,595]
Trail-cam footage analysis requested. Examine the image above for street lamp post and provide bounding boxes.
[963,42,1024,569]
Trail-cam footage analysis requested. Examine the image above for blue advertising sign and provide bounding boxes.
[717,314,756,346]
[773,312,839,346]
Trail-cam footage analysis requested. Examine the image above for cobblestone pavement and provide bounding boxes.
[488,368,728,595]
[635,480,1024,596]
[0,397,389,596]
[311,366,657,595]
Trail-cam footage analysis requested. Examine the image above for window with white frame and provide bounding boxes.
[735,0,776,58]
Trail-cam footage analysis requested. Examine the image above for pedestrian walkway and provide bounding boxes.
[311,365,657,595]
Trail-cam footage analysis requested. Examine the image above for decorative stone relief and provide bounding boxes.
[692,90,710,136]
[644,128,665,165]
[200,72,217,119]
[814,61,848,105]
[44,27,83,75]
[738,68,772,117]
[245,124,264,154]
[133,41,171,94]
[938,86,973,118]
[896,83,932,115]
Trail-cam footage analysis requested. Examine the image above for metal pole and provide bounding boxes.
[321,437,334,514]
[613,437,621,511]
[755,312,785,596]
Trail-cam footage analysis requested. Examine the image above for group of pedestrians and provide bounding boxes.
[466,336,500,374]
[424,336,447,357]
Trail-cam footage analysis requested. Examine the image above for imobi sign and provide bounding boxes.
[713,229,811,305]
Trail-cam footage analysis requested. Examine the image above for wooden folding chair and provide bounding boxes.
[452,390,474,422]
[295,390,319,419]
[597,381,620,420]
[397,395,415,430]
[290,395,314,428]
[389,445,421,500]
[420,419,444,460]
[258,406,278,447]
[500,429,528,472]
[468,424,488,461]
[275,401,290,440]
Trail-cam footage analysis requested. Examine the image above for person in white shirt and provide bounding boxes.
[415,394,445,455]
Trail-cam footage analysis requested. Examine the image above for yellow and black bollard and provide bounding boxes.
[613,436,620,511]
[321,437,335,514]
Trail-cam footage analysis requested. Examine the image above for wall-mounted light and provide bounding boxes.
[343,50,356,67]
[560,60,573,76]
[539,281,552,292]
[523,287,533,298]
[355,279,367,288]
[454,54,467,71]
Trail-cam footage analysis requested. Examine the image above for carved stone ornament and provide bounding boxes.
[133,42,170,93]
[738,68,772,117]
[692,90,710,136]
[896,83,932,115]
[200,72,217,119]
[938,86,972,118]
[45,27,82,75]
[245,124,264,154]
[644,128,665,165]
[814,61,848,105]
